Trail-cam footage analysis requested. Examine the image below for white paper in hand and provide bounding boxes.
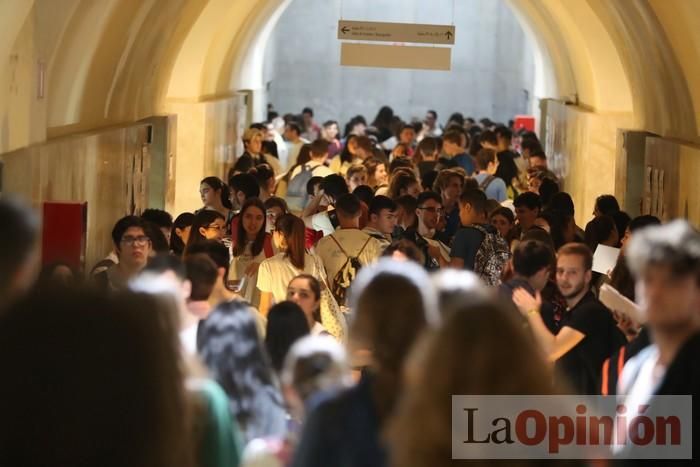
[592,245,620,275]
[599,283,645,325]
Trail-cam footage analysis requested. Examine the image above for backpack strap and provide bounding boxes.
[479,175,496,191]
[329,234,349,259]
[330,233,372,259]
[357,235,372,257]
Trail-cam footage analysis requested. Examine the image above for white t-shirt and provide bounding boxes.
[257,252,328,304]
[305,210,336,236]
[315,229,382,283]
[229,242,268,308]
[615,345,666,454]
[180,324,198,356]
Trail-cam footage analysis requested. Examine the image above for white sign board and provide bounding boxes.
[338,20,455,45]
[340,43,451,71]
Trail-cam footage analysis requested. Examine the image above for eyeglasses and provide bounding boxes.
[207,224,223,231]
[417,206,444,215]
[121,235,150,246]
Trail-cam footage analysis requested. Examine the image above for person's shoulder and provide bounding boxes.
[493,177,507,188]
[459,224,488,236]
[261,252,286,267]
[313,164,334,176]
[315,235,333,249]
[577,293,609,314]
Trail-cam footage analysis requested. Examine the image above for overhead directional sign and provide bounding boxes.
[340,43,452,71]
[337,20,455,45]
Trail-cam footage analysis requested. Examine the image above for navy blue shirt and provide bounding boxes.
[453,152,475,176]
[450,224,495,270]
[436,204,461,246]
[292,375,386,467]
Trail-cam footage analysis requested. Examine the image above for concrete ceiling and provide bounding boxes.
[1,0,699,153]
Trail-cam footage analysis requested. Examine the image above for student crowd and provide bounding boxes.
[0,106,698,466]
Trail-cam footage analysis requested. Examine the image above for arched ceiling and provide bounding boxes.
[1,0,699,154]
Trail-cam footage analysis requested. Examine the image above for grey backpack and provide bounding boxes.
[286,164,318,212]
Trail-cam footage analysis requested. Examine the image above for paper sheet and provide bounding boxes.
[599,283,645,325]
[592,244,620,275]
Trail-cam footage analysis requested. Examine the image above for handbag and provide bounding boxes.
[310,253,348,342]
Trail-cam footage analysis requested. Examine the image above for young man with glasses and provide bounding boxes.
[402,191,450,270]
[94,216,152,291]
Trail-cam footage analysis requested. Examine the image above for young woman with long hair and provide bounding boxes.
[198,299,287,443]
[170,212,195,257]
[291,259,437,467]
[257,214,345,340]
[287,274,328,336]
[0,288,195,467]
[329,134,359,176]
[229,198,275,308]
[199,176,233,221]
[387,301,561,467]
[363,157,388,191]
[185,210,225,252]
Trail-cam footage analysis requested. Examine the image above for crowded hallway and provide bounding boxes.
[2,0,700,466]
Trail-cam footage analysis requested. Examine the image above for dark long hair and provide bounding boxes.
[198,300,286,442]
[339,134,359,164]
[170,212,195,256]
[200,176,233,210]
[292,273,322,323]
[371,106,394,130]
[0,288,193,467]
[186,210,225,251]
[283,143,312,183]
[275,214,306,270]
[352,271,429,420]
[494,152,519,189]
[387,301,559,467]
[232,198,266,257]
[265,301,310,372]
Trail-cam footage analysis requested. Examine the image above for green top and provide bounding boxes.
[190,378,243,467]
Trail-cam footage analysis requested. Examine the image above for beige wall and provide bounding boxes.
[1,124,151,269]
[166,94,246,215]
[542,100,635,227]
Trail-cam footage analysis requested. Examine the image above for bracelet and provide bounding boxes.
[528,308,539,316]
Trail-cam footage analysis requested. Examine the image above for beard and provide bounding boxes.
[558,281,587,299]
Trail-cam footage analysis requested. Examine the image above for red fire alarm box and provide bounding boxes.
[41,202,87,272]
[514,115,536,133]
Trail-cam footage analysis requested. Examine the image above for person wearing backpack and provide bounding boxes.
[450,188,511,286]
[472,147,508,202]
[285,139,334,214]
[315,194,382,305]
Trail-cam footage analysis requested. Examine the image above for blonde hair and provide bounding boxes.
[242,128,264,143]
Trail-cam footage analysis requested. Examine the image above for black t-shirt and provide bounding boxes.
[435,157,458,172]
[417,161,437,179]
[555,292,627,394]
[450,224,496,270]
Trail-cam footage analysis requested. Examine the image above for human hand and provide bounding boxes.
[612,309,639,341]
[427,243,442,261]
[244,261,261,277]
[513,288,542,316]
